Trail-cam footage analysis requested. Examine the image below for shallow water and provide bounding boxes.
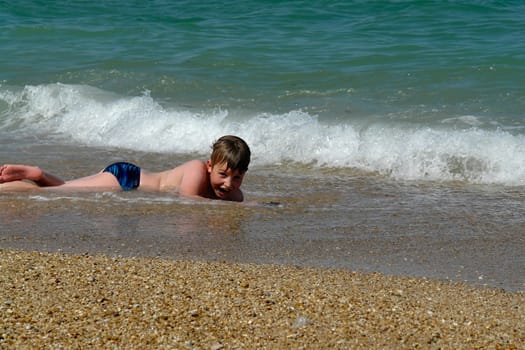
[1,143,524,291]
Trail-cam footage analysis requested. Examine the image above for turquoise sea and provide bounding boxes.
[1,1,524,291]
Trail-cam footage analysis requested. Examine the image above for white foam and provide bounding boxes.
[2,83,525,185]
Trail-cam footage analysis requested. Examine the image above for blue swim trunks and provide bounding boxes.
[102,162,141,191]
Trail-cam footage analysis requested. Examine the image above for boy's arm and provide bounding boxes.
[230,189,244,202]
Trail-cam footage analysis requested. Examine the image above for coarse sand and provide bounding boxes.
[1,249,523,349]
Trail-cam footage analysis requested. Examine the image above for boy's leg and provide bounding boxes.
[61,172,121,189]
[1,164,127,190]
[0,164,120,189]
[0,180,40,191]
[0,172,121,191]
[0,164,66,186]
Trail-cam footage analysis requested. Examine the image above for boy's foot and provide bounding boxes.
[0,164,42,183]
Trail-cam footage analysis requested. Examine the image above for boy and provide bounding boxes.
[0,135,250,202]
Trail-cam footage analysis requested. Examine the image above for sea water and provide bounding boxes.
[1,1,524,290]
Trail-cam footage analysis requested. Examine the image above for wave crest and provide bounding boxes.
[2,83,525,185]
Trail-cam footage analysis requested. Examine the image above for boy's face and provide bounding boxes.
[206,161,245,200]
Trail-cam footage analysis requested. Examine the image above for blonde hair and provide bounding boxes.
[210,135,251,172]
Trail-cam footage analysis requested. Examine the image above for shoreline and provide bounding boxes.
[1,249,523,349]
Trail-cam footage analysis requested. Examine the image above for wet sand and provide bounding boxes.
[1,186,524,293]
[1,249,524,349]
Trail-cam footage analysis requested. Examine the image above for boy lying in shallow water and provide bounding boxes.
[0,135,250,202]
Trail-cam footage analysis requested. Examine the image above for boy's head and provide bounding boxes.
[210,135,251,173]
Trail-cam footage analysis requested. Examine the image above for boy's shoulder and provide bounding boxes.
[180,159,207,173]
[159,160,207,190]
[175,160,211,198]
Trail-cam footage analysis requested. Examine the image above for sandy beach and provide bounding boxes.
[1,249,523,349]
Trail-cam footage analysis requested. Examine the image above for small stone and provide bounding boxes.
[210,343,223,350]
[292,315,311,328]
[189,309,199,317]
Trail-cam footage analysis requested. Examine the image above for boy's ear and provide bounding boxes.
[206,160,213,173]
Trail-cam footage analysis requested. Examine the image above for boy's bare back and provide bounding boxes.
[140,160,210,196]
